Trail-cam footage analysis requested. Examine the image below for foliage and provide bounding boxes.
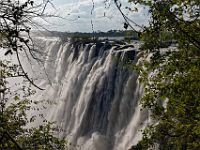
[126,0,200,149]
[0,0,67,149]
[0,61,67,149]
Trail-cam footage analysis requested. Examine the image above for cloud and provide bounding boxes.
[39,0,149,32]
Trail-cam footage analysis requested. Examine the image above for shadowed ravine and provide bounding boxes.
[26,36,149,150]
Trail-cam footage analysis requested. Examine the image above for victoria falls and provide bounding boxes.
[0,0,199,150]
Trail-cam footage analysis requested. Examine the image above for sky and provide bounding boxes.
[39,0,149,32]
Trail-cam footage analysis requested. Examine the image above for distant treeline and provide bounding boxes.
[41,30,139,41]
[38,30,176,48]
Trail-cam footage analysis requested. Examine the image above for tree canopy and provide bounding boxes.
[125,0,200,149]
[0,0,67,149]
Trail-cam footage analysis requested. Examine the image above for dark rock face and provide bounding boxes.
[124,50,136,61]
[70,40,137,66]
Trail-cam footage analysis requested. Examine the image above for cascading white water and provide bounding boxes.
[26,36,149,150]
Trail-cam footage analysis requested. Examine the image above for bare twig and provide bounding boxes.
[0,0,59,90]
[15,50,44,90]
[5,131,23,150]
[114,0,144,32]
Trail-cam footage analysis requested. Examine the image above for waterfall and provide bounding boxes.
[25,36,149,150]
